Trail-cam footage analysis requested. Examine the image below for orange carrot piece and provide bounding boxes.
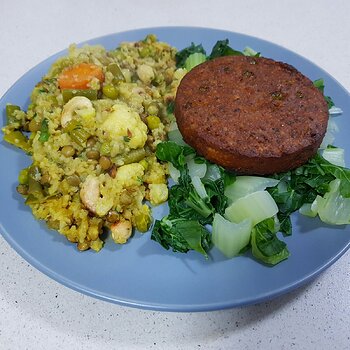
[58,63,104,90]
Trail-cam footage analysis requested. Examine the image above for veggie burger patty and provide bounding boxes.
[175,55,329,175]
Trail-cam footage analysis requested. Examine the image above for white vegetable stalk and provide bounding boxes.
[328,106,343,115]
[167,128,187,146]
[243,46,259,57]
[191,176,208,199]
[299,203,318,217]
[225,190,278,225]
[320,118,339,149]
[168,163,180,183]
[224,176,279,204]
[187,158,207,178]
[321,147,345,167]
[311,179,350,225]
[212,214,252,258]
[204,164,222,181]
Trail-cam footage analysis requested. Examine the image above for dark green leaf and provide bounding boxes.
[250,217,289,265]
[166,100,175,115]
[208,39,244,59]
[151,217,211,257]
[277,212,292,236]
[175,43,206,68]
[312,153,350,197]
[155,141,194,170]
[168,171,215,225]
[313,78,335,109]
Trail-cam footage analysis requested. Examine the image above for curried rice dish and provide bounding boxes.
[2,34,186,251]
[5,34,349,265]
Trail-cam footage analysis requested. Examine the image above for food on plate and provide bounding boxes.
[175,55,329,175]
[151,39,350,265]
[2,35,350,265]
[2,34,184,251]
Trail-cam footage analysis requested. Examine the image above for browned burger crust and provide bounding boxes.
[175,55,329,175]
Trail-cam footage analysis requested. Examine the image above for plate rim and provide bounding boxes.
[1,26,350,312]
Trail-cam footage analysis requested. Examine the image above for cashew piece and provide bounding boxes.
[61,96,94,128]
[80,175,100,214]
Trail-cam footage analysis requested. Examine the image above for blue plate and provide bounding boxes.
[1,27,350,312]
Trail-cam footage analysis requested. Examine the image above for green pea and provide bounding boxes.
[86,136,97,148]
[66,175,81,187]
[86,149,100,160]
[61,145,76,157]
[102,85,118,99]
[99,156,112,170]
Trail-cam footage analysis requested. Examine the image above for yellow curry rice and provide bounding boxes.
[2,34,186,251]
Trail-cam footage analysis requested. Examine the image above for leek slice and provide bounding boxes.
[225,190,278,225]
[212,214,252,258]
[224,176,279,204]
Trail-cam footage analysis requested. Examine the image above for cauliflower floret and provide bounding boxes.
[134,204,152,232]
[101,102,147,149]
[143,156,167,184]
[111,219,132,244]
[137,64,155,84]
[115,163,144,187]
[149,183,168,206]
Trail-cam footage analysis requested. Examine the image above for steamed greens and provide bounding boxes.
[152,141,290,264]
[151,39,350,266]
[151,139,350,265]
[176,38,261,73]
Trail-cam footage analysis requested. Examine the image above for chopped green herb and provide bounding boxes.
[38,118,49,143]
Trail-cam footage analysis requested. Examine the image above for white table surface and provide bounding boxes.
[1,1,350,349]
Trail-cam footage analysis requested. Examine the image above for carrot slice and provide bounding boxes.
[58,63,104,90]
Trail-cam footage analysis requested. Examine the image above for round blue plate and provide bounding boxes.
[1,27,350,312]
